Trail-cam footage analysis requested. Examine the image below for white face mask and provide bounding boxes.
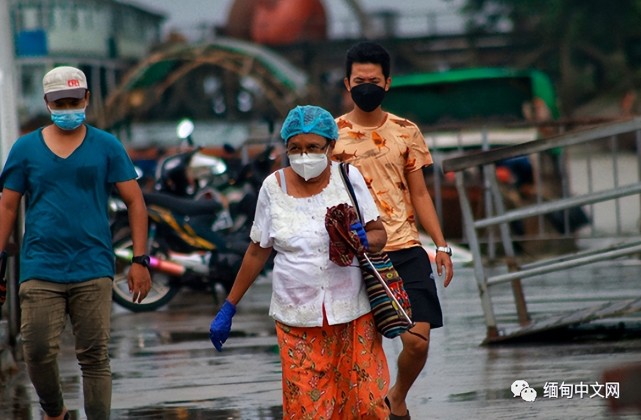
[289,152,328,181]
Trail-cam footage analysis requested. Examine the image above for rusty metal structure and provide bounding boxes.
[99,37,308,129]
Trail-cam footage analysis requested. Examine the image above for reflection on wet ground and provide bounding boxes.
[2,265,641,419]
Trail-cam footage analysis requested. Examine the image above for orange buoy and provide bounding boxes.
[226,0,327,45]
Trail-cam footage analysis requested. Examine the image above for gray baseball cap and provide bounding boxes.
[43,66,88,101]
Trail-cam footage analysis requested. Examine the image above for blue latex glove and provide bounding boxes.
[350,221,369,251]
[209,299,236,352]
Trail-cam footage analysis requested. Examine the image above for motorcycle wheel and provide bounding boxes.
[112,234,180,312]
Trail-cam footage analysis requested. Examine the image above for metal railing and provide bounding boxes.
[440,118,641,342]
[423,118,638,243]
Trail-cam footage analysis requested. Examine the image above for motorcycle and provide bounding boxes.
[151,119,276,232]
[110,120,277,312]
[111,191,250,312]
[154,118,229,197]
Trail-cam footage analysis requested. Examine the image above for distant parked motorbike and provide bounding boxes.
[194,141,277,232]
[111,191,250,312]
[154,119,229,197]
[110,119,277,312]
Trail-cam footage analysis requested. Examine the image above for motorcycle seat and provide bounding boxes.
[143,192,223,216]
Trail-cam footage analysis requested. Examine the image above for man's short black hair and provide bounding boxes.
[345,41,391,80]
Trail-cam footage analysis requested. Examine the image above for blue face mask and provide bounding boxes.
[49,107,86,131]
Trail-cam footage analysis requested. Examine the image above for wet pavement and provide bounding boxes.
[2,262,641,419]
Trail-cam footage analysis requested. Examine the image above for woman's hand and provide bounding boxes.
[209,300,237,351]
[350,221,369,251]
[363,218,387,253]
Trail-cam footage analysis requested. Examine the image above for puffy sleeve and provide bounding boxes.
[347,165,380,224]
[249,174,274,247]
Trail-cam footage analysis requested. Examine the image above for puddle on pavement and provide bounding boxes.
[3,266,641,419]
[1,403,284,420]
[111,405,283,420]
[165,329,272,344]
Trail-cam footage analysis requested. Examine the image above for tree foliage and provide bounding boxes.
[459,0,641,115]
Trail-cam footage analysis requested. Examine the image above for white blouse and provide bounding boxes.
[250,162,380,327]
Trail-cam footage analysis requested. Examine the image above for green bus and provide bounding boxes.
[385,67,559,151]
[386,67,559,126]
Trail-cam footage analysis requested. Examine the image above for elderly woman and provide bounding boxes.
[209,105,390,418]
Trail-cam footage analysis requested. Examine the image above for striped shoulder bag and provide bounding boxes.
[338,163,414,339]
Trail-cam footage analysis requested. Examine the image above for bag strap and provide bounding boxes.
[338,162,363,222]
[277,169,288,194]
[339,167,423,340]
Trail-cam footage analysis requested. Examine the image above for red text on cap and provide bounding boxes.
[67,80,81,87]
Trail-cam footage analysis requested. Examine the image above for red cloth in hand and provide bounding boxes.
[325,203,363,266]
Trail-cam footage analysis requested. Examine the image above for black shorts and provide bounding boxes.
[387,246,443,329]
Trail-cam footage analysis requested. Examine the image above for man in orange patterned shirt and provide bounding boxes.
[333,41,454,420]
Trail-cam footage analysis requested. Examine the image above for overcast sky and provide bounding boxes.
[123,0,466,38]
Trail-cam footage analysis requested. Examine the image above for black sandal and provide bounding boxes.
[385,397,411,420]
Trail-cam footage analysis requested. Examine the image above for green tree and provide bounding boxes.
[460,0,641,115]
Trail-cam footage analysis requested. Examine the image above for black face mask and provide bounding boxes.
[350,83,386,112]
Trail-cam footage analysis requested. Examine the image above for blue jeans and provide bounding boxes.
[19,277,112,419]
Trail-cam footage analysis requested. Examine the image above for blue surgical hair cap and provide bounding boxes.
[280,105,338,143]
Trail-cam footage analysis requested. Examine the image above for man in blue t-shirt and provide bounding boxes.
[0,66,151,420]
